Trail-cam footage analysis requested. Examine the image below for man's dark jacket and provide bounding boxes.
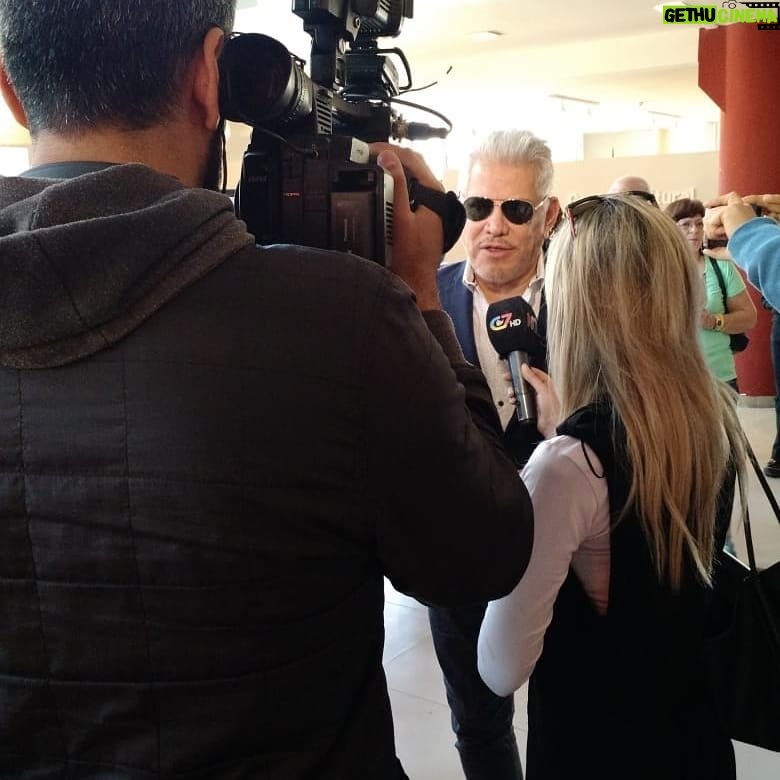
[0,164,533,779]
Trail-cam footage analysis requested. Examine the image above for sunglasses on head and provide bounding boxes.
[463,196,547,225]
[621,190,658,207]
[566,192,657,239]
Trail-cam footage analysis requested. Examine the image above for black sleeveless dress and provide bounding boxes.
[525,402,735,780]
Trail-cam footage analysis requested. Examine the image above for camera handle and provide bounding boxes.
[407,179,466,254]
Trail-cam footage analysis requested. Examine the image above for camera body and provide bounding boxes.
[234,132,393,263]
[219,1,419,266]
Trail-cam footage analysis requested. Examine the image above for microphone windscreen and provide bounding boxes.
[486,296,542,357]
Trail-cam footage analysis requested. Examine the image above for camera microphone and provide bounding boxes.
[393,119,449,141]
[486,297,544,425]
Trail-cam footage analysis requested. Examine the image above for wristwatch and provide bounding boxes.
[714,313,725,331]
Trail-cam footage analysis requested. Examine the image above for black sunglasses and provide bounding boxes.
[463,196,547,225]
[566,192,659,239]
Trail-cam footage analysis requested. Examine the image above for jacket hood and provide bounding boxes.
[0,164,253,369]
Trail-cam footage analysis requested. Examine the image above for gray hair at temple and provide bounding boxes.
[0,0,236,135]
[463,129,555,199]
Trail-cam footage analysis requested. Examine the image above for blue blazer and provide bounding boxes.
[437,259,546,467]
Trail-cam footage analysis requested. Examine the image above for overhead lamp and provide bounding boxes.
[467,30,504,41]
[549,94,600,106]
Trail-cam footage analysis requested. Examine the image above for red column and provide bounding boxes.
[699,23,780,397]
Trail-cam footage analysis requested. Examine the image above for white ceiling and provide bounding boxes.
[235,0,721,137]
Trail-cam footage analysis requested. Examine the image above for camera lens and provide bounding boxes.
[220,34,314,126]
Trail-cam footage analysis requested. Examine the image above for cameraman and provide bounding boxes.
[0,3,533,779]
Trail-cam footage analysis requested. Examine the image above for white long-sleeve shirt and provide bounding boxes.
[477,434,611,697]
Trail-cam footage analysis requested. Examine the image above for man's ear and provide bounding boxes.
[190,27,225,131]
[544,196,562,235]
[0,61,29,129]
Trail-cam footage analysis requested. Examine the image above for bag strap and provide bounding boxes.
[736,428,780,575]
[734,428,780,656]
[709,257,729,313]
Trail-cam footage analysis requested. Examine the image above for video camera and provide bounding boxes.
[219,0,457,266]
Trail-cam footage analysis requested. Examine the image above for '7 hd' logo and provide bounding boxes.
[488,311,537,332]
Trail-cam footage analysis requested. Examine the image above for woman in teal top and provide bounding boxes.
[666,198,757,389]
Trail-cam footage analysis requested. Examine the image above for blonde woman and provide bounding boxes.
[477,194,745,780]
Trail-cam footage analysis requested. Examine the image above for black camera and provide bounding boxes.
[218,0,454,266]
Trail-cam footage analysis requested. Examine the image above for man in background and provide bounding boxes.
[608,174,653,196]
[0,3,534,778]
[432,128,561,780]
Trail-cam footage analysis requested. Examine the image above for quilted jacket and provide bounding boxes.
[0,164,533,779]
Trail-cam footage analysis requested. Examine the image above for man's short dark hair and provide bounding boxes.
[0,0,235,135]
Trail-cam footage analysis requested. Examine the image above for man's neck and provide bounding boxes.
[28,124,203,187]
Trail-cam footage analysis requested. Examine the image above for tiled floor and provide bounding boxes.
[383,401,780,779]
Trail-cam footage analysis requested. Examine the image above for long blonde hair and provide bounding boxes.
[546,195,745,588]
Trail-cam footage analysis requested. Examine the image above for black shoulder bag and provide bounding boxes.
[709,257,750,353]
[702,433,780,751]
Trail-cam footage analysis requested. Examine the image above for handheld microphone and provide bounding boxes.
[486,296,544,425]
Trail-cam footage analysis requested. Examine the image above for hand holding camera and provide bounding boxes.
[371,143,445,309]
[703,192,767,259]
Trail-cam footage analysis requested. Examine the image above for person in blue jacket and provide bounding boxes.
[704,191,780,479]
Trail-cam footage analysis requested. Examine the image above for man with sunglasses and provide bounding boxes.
[432,129,561,780]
